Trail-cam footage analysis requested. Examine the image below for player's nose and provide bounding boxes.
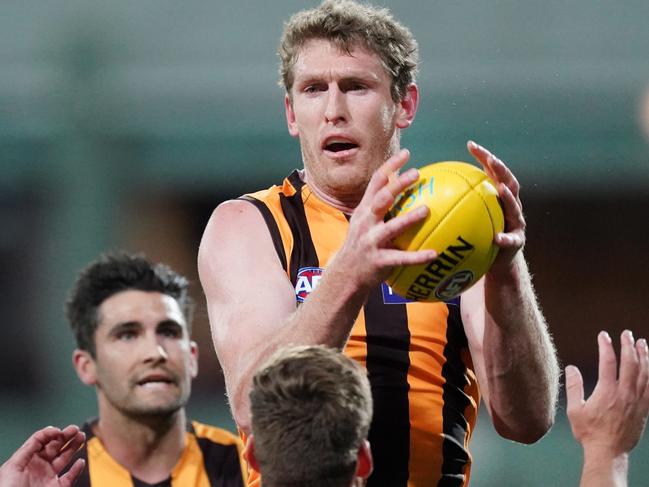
[324,85,348,124]
[142,335,169,363]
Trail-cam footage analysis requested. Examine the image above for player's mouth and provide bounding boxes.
[322,136,360,159]
[135,373,176,389]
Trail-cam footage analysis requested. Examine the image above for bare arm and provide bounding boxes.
[462,141,560,443]
[567,330,649,487]
[0,425,85,487]
[198,150,436,433]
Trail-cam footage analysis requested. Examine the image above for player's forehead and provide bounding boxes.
[292,38,387,83]
[96,289,186,331]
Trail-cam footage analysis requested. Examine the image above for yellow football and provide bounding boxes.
[386,161,504,302]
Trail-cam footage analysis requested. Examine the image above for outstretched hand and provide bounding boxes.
[566,330,649,458]
[0,425,86,487]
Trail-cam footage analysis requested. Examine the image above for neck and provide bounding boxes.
[94,402,187,483]
[301,169,362,215]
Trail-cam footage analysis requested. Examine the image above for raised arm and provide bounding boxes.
[198,150,436,433]
[461,141,560,444]
[566,330,649,487]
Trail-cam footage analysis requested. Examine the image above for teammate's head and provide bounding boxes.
[247,345,373,487]
[67,253,198,419]
[66,252,193,357]
[279,0,418,102]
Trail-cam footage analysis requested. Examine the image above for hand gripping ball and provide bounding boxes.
[386,161,504,302]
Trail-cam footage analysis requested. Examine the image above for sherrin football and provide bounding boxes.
[386,161,504,302]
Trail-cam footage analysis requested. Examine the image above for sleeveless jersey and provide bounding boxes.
[240,171,480,487]
[68,419,246,487]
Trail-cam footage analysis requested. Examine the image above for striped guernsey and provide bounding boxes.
[241,170,480,487]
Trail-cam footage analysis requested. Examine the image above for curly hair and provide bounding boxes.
[279,0,418,102]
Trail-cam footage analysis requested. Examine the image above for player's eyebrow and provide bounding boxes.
[107,321,140,337]
[157,319,185,335]
[295,69,381,86]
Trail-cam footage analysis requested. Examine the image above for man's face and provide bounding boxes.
[285,39,417,206]
[78,290,198,418]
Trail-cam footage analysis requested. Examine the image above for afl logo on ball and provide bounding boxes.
[435,270,474,301]
[295,267,324,303]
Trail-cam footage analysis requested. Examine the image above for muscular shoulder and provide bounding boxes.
[198,200,285,299]
[202,199,268,242]
[199,200,276,280]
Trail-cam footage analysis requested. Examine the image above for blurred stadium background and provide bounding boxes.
[1,1,648,485]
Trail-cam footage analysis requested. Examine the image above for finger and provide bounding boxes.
[383,148,411,175]
[493,185,526,249]
[497,178,523,219]
[7,427,58,470]
[371,167,420,217]
[619,330,639,394]
[59,425,81,446]
[487,154,521,199]
[636,338,649,415]
[565,365,585,419]
[468,140,523,206]
[596,331,617,390]
[59,458,86,487]
[12,426,64,468]
[378,205,429,244]
[378,248,438,268]
[467,141,498,182]
[494,231,524,250]
[468,141,520,193]
[364,149,410,199]
[52,431,85,473]
[467,140,491,167]
[42,438,65,462]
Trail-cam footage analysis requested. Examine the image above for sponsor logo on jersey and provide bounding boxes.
[295,267,324,302]
[381,283,413,304]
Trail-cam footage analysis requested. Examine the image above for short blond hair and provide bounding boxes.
[250,345,373,487]
[279,0,418,102]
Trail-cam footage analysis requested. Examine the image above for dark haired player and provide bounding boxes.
[65,253,246,486]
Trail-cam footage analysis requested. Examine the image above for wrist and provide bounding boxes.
[486,252,527,287]
[327,248,381,295]
[582,445,629,473]
[321,252,374,304]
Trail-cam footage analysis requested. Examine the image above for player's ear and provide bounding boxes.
[285,93,299,138]
[395,83,419,129]
[189,340,199,378]
[244,435,261,472]
[355,440,373,479]
[72,349,97,386]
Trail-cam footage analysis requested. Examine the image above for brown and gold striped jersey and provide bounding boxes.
[241,170,480,487]
[68,419,246,487]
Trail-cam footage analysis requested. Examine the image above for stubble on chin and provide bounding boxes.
[120,394,187,420]
[105,382,190,420]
